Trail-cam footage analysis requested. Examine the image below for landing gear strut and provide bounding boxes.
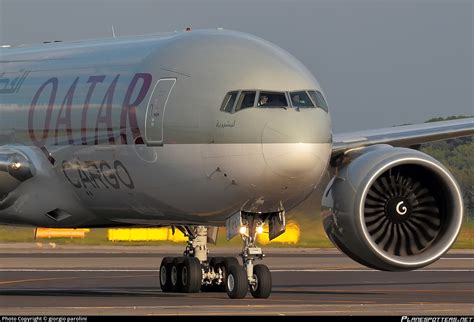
[233,213,272,299]
[159,211,283,299]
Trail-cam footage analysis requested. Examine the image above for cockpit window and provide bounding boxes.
[236,91,256,111]
[221,91,238,113]
[257,91,288,108]
[308,90,329,112]
[220,89,327,113]
[290,91,314,108]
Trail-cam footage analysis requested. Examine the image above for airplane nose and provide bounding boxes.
[261,114,331,179]
[262,141,323,179]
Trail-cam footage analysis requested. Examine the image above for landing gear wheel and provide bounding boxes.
[250,264,272,299]
[171,258,183,292]
[222,257,240,291]
[225,264,248,299]
[180,257,202,293]
[159,257,174,292]
[210,257,239,292]
[223,257,239,269]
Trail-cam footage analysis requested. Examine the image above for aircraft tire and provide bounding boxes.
[225,264,248,299]
[159,257,174,292]
[249,264,272,299]
[171,257,184,292]
[179,257,202,293]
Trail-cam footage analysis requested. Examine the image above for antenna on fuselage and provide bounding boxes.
[111,25,117,38]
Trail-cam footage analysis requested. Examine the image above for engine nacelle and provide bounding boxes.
[0,148,35,199]
[0,146,100,227]
[322,145,463,271]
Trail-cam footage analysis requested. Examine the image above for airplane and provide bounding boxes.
[0,29,472,299]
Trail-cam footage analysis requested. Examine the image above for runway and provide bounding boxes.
[0,244,472,315]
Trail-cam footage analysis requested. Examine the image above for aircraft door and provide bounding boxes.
[145,78,176,145]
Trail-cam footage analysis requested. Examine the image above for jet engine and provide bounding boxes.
[0,148,35,200]
[322,144,463,271]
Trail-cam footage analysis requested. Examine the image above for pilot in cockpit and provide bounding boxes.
[257,95,269,107]
[291,94,304,106]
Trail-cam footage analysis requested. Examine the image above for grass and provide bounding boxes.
[0,217,471,249]
[454,220,474,249]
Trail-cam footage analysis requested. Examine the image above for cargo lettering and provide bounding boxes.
[62,159,135,190]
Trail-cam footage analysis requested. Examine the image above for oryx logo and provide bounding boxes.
[396,201,408,215]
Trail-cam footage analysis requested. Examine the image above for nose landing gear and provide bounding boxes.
[234,214,272,299]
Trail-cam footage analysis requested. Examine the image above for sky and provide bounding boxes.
[0,0,472,132]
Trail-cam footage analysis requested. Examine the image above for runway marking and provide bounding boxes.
[0,268,472,272]
[271,269,474,272]
[0,269,158,272]
[0,277,80,285]
[0,274,155,285]
[311,288,474,293]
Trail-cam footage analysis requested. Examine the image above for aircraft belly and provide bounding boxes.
[54,143,330,226]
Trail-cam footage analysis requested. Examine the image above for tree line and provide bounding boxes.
[421,116,473,218]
